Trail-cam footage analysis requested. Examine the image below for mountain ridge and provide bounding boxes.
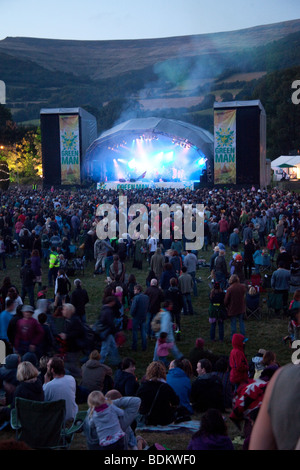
[1,19,300,80]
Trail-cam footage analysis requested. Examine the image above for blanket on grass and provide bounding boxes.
[136,420,200,433]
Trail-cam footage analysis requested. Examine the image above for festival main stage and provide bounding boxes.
[97,180,196,190]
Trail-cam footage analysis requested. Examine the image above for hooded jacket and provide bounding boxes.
[166,367,193,414]
[88,403,125,446]
[229,334,249,385]
[81,359,113,392]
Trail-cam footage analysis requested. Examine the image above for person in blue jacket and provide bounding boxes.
[166,357,193,416]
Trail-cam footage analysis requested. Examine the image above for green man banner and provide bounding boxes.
[214,109,236,184]
[59,115,81,185]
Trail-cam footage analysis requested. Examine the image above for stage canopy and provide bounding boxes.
[84,117,214,183]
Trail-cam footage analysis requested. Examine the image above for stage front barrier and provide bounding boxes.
[98,181,195,190]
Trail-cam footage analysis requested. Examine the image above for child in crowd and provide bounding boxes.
[157,332,174,367]
[84,390,125,450]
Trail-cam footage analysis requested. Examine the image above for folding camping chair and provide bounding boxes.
[10,398,86,450]
[246,290,261,320]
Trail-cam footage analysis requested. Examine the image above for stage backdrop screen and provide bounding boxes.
[214,109,236,184]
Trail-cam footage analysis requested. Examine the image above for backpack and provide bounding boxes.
[78,323,101,354]
[151,311,162,333]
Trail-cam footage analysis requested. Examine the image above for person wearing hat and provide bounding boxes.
[13,305,44,358]
[232,254,245,283]
[188,338,219,376]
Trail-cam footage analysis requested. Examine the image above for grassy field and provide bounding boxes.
[0,245,293,450]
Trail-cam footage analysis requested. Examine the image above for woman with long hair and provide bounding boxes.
[187,408,234,450]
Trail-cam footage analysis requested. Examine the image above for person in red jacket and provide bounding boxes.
[267,230,279,262]
[229,333,249,391]
[218,215,229,246]
[13,305,44,358]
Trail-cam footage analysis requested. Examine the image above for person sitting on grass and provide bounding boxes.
[187,408,234,451]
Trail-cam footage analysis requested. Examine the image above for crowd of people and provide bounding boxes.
[0,184,299,450]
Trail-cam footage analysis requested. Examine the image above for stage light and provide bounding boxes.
[197,157,207,166]
[128,159,136,169]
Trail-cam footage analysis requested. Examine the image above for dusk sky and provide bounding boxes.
[1,0,300,41]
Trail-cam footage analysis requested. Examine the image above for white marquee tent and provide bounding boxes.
[271,155,300,181]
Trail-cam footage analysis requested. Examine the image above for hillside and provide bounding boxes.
[1,19,300,158]
[1,19,300,80]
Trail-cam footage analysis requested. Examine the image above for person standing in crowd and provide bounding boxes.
[130,284,149,352]
[208,281,226,342]
[57,303,85,379]
[165,277,184,339]
[54,268,71,306]
[13,305,44,358]
[94,237,112,275]
[219,215,229,246]
[96,296,120,366]
[0,235,7,270]
[183,250,198,297]
[20,259,35,308]
[19,229,31,268]
[229,228,240,252]
[224,274,247,338]
[153,300,183,362]
[48,245,60,287]
[178,266,194,315]
[243,238,255,279]
[214,249,229,290]
[229,333,249,390]
[30,249,42,291]
[150,248,165,284]
[70,278,90,322]
[144,278,164,340]
[0,298,16,353]
[271,261,291,313]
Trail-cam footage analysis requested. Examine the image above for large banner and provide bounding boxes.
[214,109,236,184]
[59,115,81,185]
